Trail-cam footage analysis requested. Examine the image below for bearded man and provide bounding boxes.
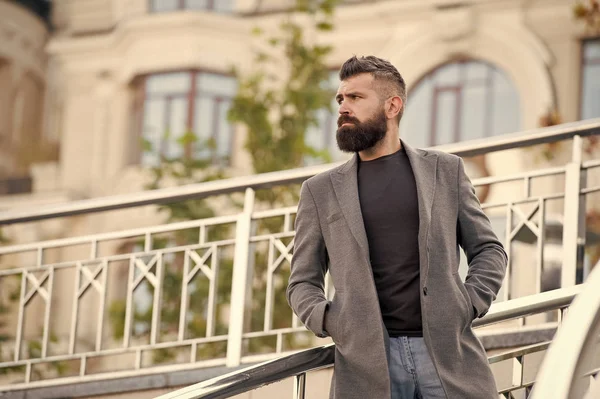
[286,55,507,399]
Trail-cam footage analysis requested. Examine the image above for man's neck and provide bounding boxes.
[358,132,402,162]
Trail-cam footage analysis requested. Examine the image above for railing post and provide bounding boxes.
[293,373,306,399]
[226,188,255,367]
[561,135,587,287]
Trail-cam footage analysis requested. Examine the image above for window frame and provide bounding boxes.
[406,58,518,147]
[132,68,236,167]
[148,0,221,13]
[579,37,600,120]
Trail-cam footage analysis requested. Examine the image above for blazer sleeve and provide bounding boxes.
[286,181,330,338]
[457,157,508,318]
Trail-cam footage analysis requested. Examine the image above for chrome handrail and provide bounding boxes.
[155,285,582,399]
[1,118,598,225]
[531,263,600,399]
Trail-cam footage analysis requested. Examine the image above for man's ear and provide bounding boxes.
[386,96,403,120]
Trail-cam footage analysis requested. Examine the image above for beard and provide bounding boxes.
[336,109,388,153]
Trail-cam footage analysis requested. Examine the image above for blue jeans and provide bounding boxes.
[389,336,446,399]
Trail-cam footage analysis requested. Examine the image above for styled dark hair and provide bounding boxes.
[339,55,407,121]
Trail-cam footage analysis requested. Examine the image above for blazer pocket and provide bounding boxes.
[326,212,343,224]
[453,274,474,322]
[324,295,343,345]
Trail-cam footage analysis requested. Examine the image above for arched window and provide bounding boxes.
[402,60,521,148]
[581,38,600,119]
[135,71,237,167]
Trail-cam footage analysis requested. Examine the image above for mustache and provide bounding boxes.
[337,116,360,128]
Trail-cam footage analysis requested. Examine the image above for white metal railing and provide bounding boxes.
[0,119,597,390]
[154,285,582,399]
[531,261,600,399]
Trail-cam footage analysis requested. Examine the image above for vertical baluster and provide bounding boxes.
[206,244,218,337]
[511,355,524,392]
[535,198,545,295]
[293,373,306,399]
[226,188,255,367]
[503,203,512,302]
[41,268,54,358]
[69,262,82,355]
[561,135,586,287]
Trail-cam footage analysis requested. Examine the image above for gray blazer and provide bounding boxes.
[287,141,507,399]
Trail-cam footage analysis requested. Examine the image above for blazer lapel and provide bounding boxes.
[403,140,438,279]
[330,154,370,261]
[330,143,438,276]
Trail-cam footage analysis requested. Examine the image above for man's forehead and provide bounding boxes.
[336,73,374,95]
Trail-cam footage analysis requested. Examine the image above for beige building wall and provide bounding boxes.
[0,0,49,178]
[40,0,583,203]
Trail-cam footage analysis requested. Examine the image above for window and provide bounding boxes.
[149,0,234,13]
[581,38,600,119]
[138,71,237,167]
[402,60,520,148]
[305,71,347,164]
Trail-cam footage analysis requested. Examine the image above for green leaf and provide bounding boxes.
[316,21,334,31]
[177,130,198,146]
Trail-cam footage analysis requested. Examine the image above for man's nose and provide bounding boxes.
[338,101,350,115]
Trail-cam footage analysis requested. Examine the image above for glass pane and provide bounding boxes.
[216,100,232,159]
[164,97,188,160]
[306,109,328,151]
[185,0,209,10]
[434,90,457,145]
[150,0,179,12]
[584,40,600,61]
[146,73,191,95]
[196,73,237,98]
[582,64,600,119]
[491,69,520,136]
[401,78,433,148]
[325,110,338,146]
[141,99,165,166]
[461,85,486,141]
[193,96,214,160]
[303,71,340,164]
[213,0,234,12]
[465,62,488,82]
[434,63,460,86]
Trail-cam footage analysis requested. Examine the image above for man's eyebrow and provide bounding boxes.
[335,91,363,101]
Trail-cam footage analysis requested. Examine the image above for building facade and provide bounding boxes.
[0,0,599,397]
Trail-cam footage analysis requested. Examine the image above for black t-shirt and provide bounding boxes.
[357,147,422,337]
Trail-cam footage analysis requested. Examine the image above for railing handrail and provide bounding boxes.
[155,285,583,399]
[0,118,599,226]
[531,262,600,398]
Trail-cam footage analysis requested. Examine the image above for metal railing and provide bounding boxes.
[0,119,598,391]
[531,261,600,399]
[155,285,582,399]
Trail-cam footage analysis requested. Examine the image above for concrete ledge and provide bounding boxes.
[478,325,557,350]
